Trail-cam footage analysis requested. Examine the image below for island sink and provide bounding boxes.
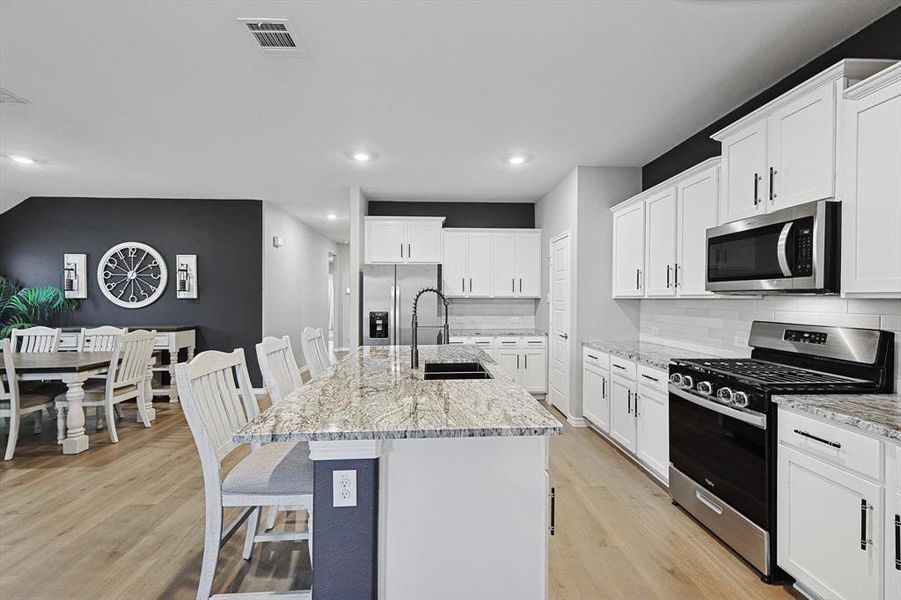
[423,361,492,380]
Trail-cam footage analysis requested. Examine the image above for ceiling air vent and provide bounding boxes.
[237,18,305,56]
[0,88,29,104]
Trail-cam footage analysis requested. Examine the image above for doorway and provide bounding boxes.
[549,231,572,417]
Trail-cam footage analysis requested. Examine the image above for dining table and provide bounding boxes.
[0,352,155,454]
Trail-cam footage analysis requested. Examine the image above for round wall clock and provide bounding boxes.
[96,242,168,308]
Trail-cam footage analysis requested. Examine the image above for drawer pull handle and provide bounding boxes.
[641,374,659,382]
[613,364,626,371]
[895,514,900,570]
[695,490,723,515]
[861,499,873,551]
[793,429,841,449]
[587,354,598,360]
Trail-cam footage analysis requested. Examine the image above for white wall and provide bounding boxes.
[335,243,352,350]
[535,168,578,335]
[262,203,337,371]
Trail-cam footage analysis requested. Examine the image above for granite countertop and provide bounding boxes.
[582,339,712,371]
[234,345,562,443]
[773,393,901,442]
[450,329,547,337]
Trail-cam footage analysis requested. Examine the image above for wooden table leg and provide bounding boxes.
[62,380,89,454]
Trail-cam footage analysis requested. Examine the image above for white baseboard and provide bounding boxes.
[566,416,587,428]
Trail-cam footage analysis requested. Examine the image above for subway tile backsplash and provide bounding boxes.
[447,298,538,330]
[640,296,901,390]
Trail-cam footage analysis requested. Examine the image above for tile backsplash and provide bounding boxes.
[640,296,901,389]
[447,298,538,330]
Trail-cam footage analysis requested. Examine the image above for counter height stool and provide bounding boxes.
[176,349,313,600]
[300,327,331,379]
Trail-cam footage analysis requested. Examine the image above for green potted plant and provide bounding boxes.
[0,275,78,339]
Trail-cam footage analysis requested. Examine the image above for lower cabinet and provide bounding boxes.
[581,362,610,433]
[452,336,546,394]
[609,375,637,454]
[636,384,668,483]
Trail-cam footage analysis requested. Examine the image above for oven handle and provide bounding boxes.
[777,222,793,277]
[669,385,767,429]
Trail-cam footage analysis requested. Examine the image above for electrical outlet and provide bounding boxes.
[332,469,357,507]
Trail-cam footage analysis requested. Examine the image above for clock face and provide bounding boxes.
[97,242,168,308]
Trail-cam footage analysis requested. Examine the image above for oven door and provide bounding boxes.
[668,385,769,529]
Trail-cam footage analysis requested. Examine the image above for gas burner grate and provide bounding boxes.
[678,359,867,386]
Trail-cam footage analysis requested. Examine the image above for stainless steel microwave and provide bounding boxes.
[706,200,840,294]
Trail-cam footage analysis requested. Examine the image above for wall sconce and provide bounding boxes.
[176,254,198,299]
[62,253,87,299]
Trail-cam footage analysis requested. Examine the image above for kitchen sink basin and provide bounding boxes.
[423,361,492,380]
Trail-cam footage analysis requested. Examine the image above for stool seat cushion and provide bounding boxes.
[223,442,313,496]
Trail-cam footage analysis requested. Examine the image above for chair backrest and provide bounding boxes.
[79,326,127,352]
[256,335,303,404]
[0,339,20,411]
[175,349,260,487]
[300,326,331,378]
[106,330,156,394]
[10,326,60,353]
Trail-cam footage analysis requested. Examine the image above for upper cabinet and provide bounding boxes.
[365,217,445,264]
[713,60,895,225]
[838,62,901,297]
[442,229,541,298]
[611,158,718,299]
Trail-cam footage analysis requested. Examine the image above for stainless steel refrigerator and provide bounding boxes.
[362,264,445,346]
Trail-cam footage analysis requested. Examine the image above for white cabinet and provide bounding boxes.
[644,189,678,297]
[365,217,444,264]
[491,233,517,296]
[713,60,893,225]
[676,166,718,296]
[887,444,901,600]
[609,375,637,454]
[611,202,645,297]
[442,231,468,297]
[459,336,546,394]
[443,228,542,298]
[467,232,493,296]
[581,351,610,433]
[636,382,668,484]
[521,348,547,393]
[514,231,541,297]
[838,63,901,297]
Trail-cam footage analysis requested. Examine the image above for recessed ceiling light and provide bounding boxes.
[352,152,372,162]
[505,153,530,166]
[327,213,338,220]
[9,155,36,165]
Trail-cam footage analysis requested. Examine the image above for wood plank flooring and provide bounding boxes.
[1,399,797,599]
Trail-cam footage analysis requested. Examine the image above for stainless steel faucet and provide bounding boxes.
[410,287,450,369]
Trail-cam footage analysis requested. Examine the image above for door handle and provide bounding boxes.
[627,390,631,414]
[462,277,465,292]
[469,277,472,292]
[634,392,639,418]
[512,278,515,292]
[753,173,761,205]
[769,167,777,202]
[777,222,793,277]
[517,355,520,370]
[601,377,606,399]
[894,514,900,570]
[674,263,680,287]
[525,354,528,369]
[549,487,556,536]
[666,264,671,288]
[408,243,411,258]
[519,278,522,293]
[400,243,404,258]
[861,499,873,551]
[636,268,640,290]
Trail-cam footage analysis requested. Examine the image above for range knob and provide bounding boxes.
[716,387,733,403]
[696,381,713,395]
[669,373,683,386]
[681,375,694,389]
[732,391,750,408]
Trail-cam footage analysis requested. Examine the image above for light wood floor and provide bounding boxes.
[0,399,797,599]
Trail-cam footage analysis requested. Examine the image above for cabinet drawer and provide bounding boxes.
[778,408,883,481]
[470,337,495,348]
[582,346,608,369]
[637,365,667,395]
[496,337,521,349]
[448,336,468,345]
[609,356,636,380]
[522,336,546,349]
[154,333,170,349]
[58,332,80,351]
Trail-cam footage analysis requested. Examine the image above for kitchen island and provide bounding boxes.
[235,344,561,599]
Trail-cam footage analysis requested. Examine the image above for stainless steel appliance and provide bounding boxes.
[706,200,840,294]
[668,321,894,582]
[362,264,445,346]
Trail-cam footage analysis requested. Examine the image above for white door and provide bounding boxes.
[778,445,883,600]
[582,364,608,432]
[677,166,718,296]
[492,233,517,297]
[515,231,541,297]
[443,231,468,297]
[636,387,668,482]
[611,203,645,297]
[522,349,547,393]
[496,349,520,381]
[549,232,572,415]
[767,84,836,210]
[366,220,405,263]
[720,121,767,223]
[404,220,442,263]
[644,188,677,297]
[840,79,901,295]
[609,377,636,454]
[467,232,493,296]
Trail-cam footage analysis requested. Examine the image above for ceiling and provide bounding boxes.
[0,1,896,241]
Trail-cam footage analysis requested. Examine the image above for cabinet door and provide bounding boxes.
[609,376,637,454]
[467,233,493,296]
[515,231,542,297]
[677,166,718,296]
[522,349,547,393]
[366,220,405,263]
[404,220,443,263]
[636,387,668,482]
[491,233,517,297]
[840,80,901,295]
[768,84,836,210]
[720,121,767,223]
[496,349,520,382]
[888,490,901,600]
[777,445,883,600]
[644,188,678,297]
[582,364,609,432]
[612,203,645,297]
[443,231,468,297]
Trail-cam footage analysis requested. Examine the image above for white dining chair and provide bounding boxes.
[175,349,313,600]
[1,339,55,460]
[55,330,155,444]
[300,326,332,379]
[10,326,60,353]
[255,335,307,531]
[78,326,127,351]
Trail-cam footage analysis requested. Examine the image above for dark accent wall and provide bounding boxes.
[642,7,901,189]
[367,200,535,228]
[0,197,263,381]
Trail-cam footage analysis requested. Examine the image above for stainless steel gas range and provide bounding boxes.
[668,321,894,582]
